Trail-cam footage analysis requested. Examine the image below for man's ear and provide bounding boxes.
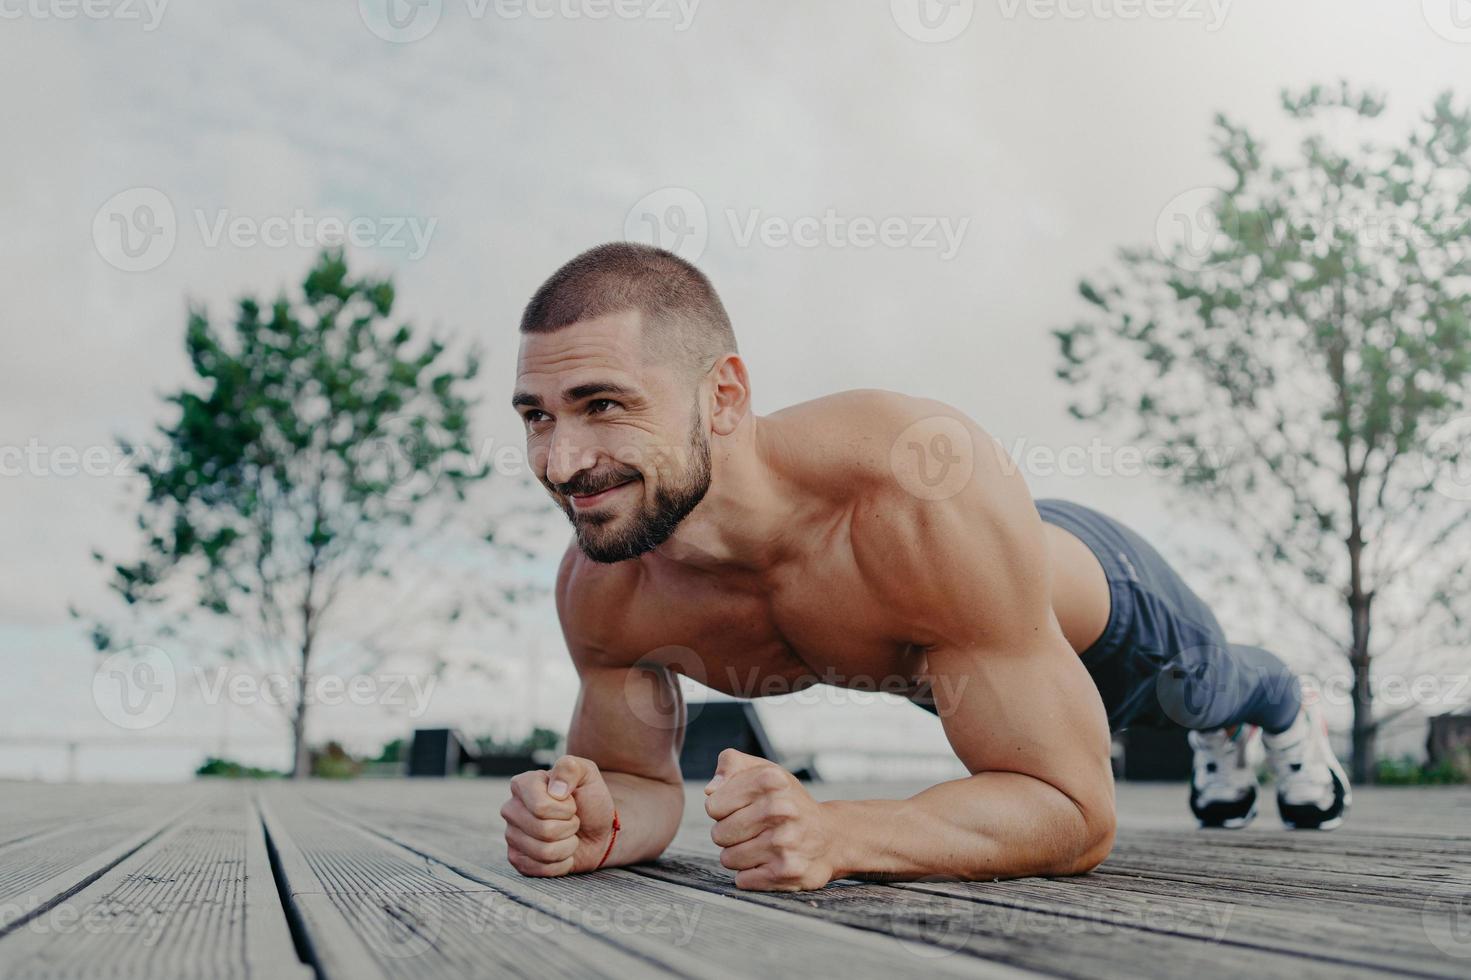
[707,354,751,437]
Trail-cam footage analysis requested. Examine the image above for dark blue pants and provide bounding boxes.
[920,499,1302,734]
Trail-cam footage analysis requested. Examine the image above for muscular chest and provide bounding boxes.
[628,562,926,701]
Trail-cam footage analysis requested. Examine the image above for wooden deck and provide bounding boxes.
[0,781,1467,978]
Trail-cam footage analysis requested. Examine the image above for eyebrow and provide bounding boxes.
[511,381,639,410]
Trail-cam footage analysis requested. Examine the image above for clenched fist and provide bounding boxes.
[501,755,618,877]
[704,748,837,891]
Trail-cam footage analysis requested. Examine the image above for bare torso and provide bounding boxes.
[561,393,1113,700]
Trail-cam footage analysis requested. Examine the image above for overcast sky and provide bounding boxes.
[1,0,1466,779]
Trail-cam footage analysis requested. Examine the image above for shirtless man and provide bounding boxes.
[501,243,1351,892]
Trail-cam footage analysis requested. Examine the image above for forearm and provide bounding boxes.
[823,771,1116,881]
[600,770,685,866]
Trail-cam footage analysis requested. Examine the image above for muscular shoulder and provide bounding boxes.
[764,388,994,495]
[553,541,644,669]
[783,391,1049,648]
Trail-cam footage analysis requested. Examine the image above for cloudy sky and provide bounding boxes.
[1,0,1466,779]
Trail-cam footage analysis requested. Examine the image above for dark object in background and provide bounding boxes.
[678,702,818,782]
[476,752,545,776]
[1427,710,1471,780]
[408,728,475,777]
[1120,725,1194,781]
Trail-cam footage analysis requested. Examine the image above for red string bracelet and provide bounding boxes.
[594,809,620,870]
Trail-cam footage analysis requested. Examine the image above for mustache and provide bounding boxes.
[551,469,641,497]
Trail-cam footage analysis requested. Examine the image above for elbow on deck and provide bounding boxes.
[1058,807,1117,875]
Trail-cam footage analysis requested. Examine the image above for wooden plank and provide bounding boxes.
[305,787,1036,979]
[0,786,309,980]
[0,788,200,936]
[305,783,1406,980]
[630,846,1415,980]
[0,786,182,849]
[667,817,1468,978]
[259,790,682,980]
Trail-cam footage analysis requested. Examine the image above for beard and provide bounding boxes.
[554,408,712,564]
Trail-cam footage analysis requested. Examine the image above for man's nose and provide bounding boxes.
[543,428,600,487]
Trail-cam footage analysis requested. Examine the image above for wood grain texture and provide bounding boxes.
[303,785,1035,978]
[260,789,680,980]
[1,781,1466,980]
[0,786,308,980]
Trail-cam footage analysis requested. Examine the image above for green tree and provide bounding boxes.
[84,250,495,778]
[1055,84,1471,782]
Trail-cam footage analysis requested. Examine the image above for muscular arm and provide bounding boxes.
[828,411,1116,881]
[554,549,687,868]
[562,659,687,866]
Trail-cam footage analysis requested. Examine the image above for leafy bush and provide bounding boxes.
[1375,755,1467,785]
[195,757,284,779]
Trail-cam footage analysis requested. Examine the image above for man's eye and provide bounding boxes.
[588,399,617,414]
[523,410,549,425]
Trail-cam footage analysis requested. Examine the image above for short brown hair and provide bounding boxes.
[520,243,737,379]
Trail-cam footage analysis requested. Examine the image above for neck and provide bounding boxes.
[652,413,795,573]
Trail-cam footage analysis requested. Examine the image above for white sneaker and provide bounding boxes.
[1187,725,1260,828]
[1262,684,1351,830]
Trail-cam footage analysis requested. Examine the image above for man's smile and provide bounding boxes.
[569,479,636,510]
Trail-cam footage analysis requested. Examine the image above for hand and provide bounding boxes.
[704,748,837,891]
[501,755,618,877]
